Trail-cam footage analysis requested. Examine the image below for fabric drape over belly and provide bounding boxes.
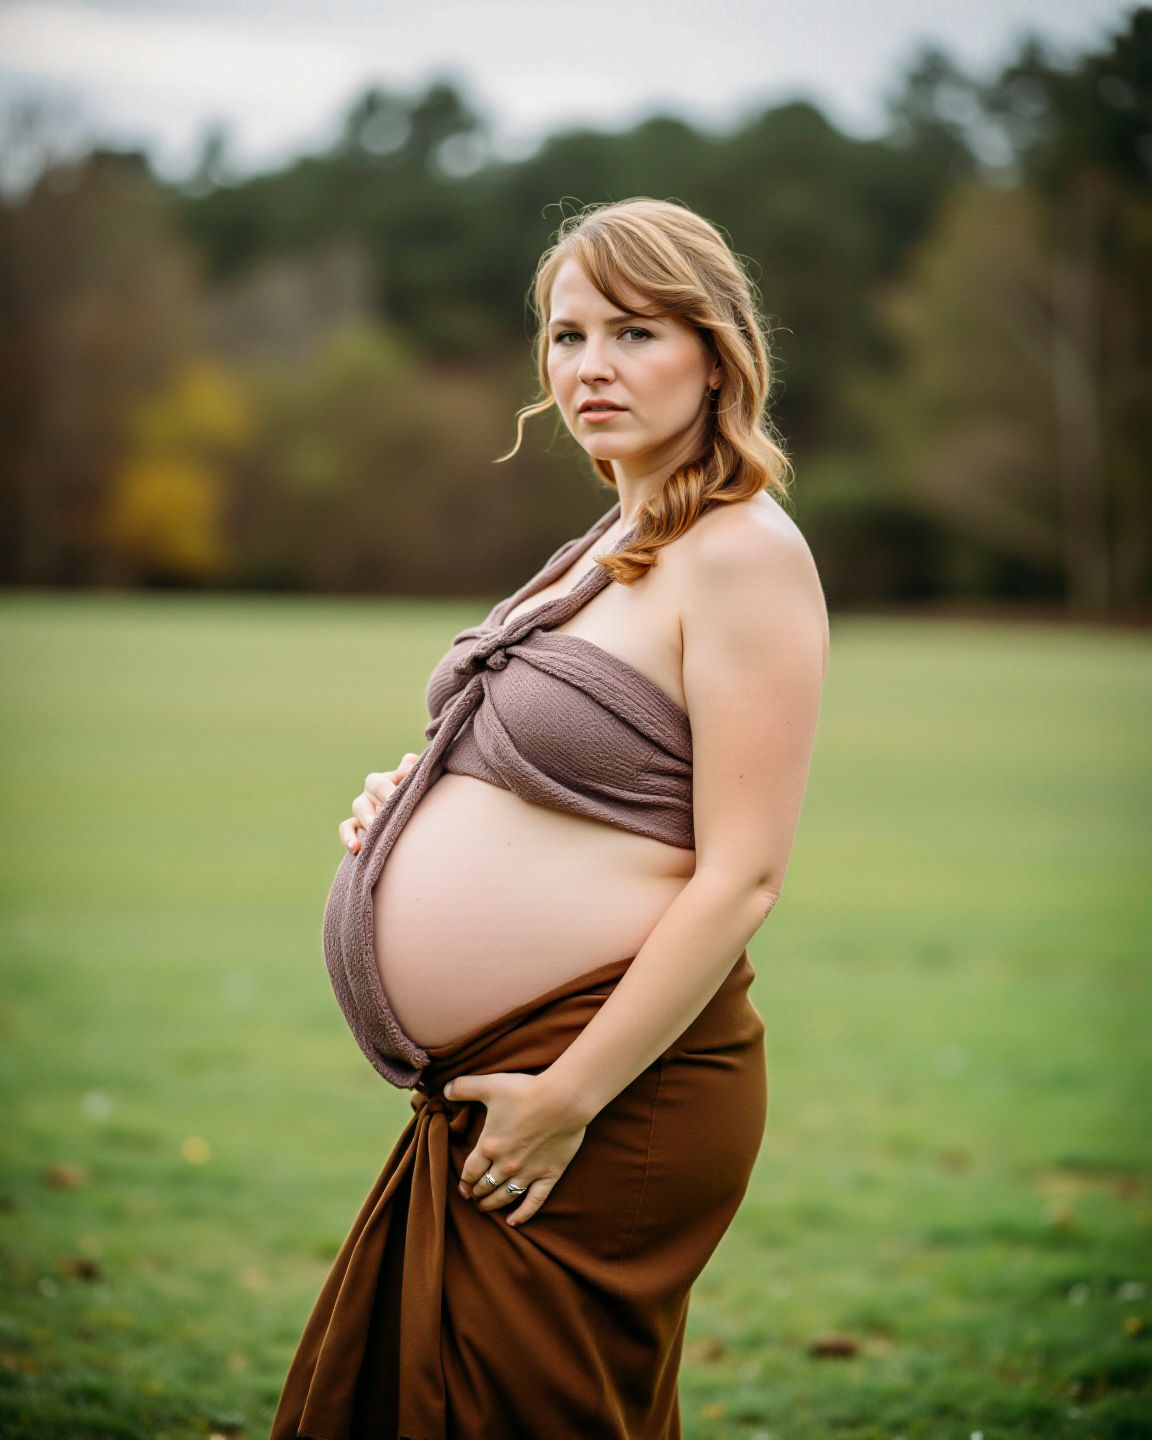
[268,949,767,1440]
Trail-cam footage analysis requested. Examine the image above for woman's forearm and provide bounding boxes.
[536,871,778,1127]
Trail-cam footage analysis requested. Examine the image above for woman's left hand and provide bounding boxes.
[445,1072,587,1228]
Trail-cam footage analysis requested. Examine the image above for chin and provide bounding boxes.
[583,429,644,448]
[582,443,636,462]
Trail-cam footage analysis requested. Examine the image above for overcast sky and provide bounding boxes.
[0,0,1137,185]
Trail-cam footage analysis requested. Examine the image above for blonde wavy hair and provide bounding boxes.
[495,196,794,583]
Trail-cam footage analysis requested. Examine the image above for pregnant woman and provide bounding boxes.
[270,197,828,1440]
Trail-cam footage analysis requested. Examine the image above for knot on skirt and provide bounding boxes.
[410,1089,461,1118]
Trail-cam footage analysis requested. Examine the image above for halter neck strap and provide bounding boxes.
[488,499,636,638]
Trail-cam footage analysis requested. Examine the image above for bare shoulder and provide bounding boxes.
[680,491,817,571]
[666,493,829,669]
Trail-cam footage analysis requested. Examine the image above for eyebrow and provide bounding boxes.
[548,311,666,329]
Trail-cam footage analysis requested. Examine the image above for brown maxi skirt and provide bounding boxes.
[268,948,768,1440]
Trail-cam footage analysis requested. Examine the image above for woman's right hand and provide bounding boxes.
[339,752,422,854]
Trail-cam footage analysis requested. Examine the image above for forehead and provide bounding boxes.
[547,256,652,320]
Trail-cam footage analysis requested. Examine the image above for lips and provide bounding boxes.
[579,402,626,413]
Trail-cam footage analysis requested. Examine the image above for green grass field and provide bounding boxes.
[1,593,1148,1440]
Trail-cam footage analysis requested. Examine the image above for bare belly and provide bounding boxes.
[372,773,696,1048]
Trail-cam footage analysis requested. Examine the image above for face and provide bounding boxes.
[545,257,722,479]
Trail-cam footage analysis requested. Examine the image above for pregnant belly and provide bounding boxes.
[372,773,696,1048]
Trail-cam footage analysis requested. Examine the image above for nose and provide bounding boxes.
[576,340,614,386]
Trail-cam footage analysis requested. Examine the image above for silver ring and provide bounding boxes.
[505,1180,527,1195]
[480,1172,499,1188]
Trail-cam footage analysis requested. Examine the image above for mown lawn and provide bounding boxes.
[0,592,1148,1440]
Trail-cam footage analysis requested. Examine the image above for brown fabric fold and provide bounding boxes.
[268,948,767,1440]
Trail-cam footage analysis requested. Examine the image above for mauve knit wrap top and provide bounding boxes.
[320,501,695,1088]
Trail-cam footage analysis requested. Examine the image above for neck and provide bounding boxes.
[615,493,649,534]
[610,412,712,531]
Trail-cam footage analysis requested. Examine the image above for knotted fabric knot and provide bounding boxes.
[453,636,511,675]
[410,1087,464,1119]
[411,1089,445,1117]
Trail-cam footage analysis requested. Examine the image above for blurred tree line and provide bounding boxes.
[0,8,1148,618]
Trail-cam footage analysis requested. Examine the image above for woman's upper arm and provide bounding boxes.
[679,508,829,905]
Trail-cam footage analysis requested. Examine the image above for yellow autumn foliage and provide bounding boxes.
[132,359,253,452]
[104,454,228,579]
[103,358,252,580]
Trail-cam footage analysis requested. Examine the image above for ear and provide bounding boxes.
[702,338,723,393]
